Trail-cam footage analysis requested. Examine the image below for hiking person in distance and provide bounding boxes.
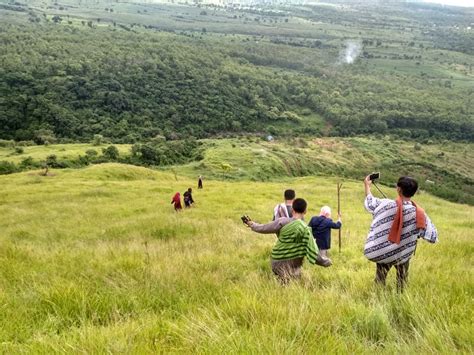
[273,189,295,220]
[183,188,195,208]
[171,192,182,211]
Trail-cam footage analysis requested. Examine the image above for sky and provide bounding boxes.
[423,0,474,6]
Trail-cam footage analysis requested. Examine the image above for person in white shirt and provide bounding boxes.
[273,189,295,220]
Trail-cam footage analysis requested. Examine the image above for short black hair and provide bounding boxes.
[292,198,307,213]
[397,176,418,197]
[284,189,295,200]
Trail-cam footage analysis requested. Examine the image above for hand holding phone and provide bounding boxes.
[369,172,380,181]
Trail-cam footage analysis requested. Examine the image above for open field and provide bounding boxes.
[0,144,131,164]
[174,137,474,204]
[0,1,472,349]
[177,137,474,180]
[0,163,472,352]
[1,138,473,204]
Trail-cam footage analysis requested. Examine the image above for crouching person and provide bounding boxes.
[244,198,319,284]
[363,175,438,291]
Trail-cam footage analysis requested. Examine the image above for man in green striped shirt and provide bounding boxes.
[245,198,323,284]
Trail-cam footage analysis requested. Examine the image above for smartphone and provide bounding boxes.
[369,172,380,181]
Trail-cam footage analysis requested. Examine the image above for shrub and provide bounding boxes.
[19,157,39,169]
[0,139,15,148]
[14,147,24,154]
[16,140,35,147]
[130,139,203,166]
[34,129,57,145]
[0,161,17,175]
[92,134,104,146]
[85,149,99,158]
[150,135,166,144]
[102,145,119,160]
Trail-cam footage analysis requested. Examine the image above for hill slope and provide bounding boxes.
[0,164,472,352]
[1,1,473,142]
[1,137,473,204]
[173,137,474,205]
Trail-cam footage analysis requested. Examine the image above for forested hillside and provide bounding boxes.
[0,0,473,142]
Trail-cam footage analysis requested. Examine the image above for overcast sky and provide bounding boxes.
[424,0,474,6]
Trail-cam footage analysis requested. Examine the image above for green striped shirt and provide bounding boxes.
[271,219,318,264]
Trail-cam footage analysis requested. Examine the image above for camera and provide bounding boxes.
[241,215,251,224]
[369,172,380,181]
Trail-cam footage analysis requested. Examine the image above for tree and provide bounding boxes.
[46,154,58,166]
[102,145,119,160]
[34,129,56,145]
[92,134,103,146]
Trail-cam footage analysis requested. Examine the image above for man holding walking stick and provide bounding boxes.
[308,206,342,266]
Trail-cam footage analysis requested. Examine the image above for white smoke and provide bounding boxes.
[339,41,362,65]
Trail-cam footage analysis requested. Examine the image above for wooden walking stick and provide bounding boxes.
[337,182,342,253]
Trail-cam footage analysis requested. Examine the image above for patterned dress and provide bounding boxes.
[364,194,438,265]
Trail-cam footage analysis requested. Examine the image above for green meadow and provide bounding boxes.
[0,163,472,352]
[0,0,473,351]
[2,137,473,204]
[0,144,131,164]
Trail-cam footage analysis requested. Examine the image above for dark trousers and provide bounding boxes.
[271,257,304,285]
[375,261,410,291]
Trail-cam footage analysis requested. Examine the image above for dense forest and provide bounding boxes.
[0,0,473,143]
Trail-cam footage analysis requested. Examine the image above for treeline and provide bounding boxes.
[0,139,203,175]
[0,23,472,143]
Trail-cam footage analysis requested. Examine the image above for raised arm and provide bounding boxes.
[364,175,386,214]
[249,218,292,234]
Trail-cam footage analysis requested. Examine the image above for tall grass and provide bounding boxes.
[0,163,472,352]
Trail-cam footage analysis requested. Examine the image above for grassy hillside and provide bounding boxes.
[0,143,131,164]
[173,137,474,205]
[0,163,472,352]
[1,137,473,204]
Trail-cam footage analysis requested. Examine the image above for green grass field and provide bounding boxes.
[173,137,474,204]
[2,137,473,204]
[0,143,131,164]
[176,137,474,180]
[0,163,472,352]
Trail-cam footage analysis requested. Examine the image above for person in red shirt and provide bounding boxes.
[171,192,182,211]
